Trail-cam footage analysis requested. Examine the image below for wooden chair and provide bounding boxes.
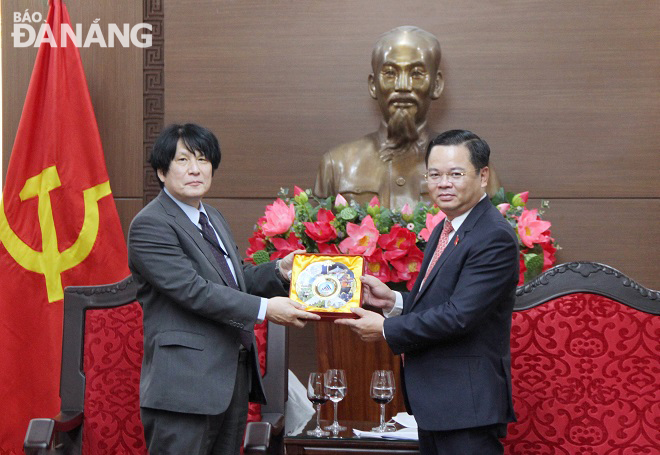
[23,275,143,454]
[505,262,659,454]
[23,275,286,455]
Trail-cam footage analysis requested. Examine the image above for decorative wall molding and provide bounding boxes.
[143,0,164,205]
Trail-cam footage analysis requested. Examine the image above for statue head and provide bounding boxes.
[369,26,444,132]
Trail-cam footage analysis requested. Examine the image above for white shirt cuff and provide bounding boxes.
[257,298,268,323]
[384,292,403,318]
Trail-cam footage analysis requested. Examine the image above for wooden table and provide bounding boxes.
[284,419,419,455]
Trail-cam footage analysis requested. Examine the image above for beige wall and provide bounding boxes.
[3,0,658,391]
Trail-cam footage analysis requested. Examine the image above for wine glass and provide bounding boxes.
[306,372,330,437]
[370,370,396,432]
[323,369,347,432]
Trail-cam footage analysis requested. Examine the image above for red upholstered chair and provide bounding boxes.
[23,275,275,455]
[505,262,659,455]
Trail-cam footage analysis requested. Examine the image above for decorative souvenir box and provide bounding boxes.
[289,253,364,319]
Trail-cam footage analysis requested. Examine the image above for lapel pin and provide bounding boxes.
[454,235,459,246]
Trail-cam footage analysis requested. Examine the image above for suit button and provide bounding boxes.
[396,177,406,186]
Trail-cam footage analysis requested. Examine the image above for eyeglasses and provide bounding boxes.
[424,169,480,184]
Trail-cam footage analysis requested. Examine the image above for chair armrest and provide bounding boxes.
[24,412,83,454]
[243,413,285,454]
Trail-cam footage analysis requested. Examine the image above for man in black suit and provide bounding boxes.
[128,123,319,455]
[336,130,518,454]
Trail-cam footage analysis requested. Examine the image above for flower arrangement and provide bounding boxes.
[246,186,558,287]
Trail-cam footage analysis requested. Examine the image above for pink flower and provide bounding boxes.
[517,209,551,248]
[303,209,337,243]
[365,249,391,283]
[334,194,348,209]
[419,211,446,241]
[367,196,381,216]
[512,191,529,207]
[262,199,295,236]
[339,215,380,256]
[401,203,413,222]
[497,203,511,215]
[317,242,340,254]
[270,232,304,260]
[294,185,304,196]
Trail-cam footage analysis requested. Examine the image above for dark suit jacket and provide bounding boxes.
[127,191,287,415]
[383,196,519,432]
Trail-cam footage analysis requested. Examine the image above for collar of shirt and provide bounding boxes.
[163,187,209,229]
[446,193,487,237]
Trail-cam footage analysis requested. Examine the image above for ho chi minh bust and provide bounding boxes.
[314,26,500,209]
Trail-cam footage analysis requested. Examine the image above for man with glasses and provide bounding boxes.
[337,130,519,454]
[314,26,500,209]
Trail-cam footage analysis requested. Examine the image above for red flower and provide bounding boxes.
[390,246,424,289]
[379,225,417,261]
[364,249,391,283]
[246,230,267,257]
[303,208,337,243]
[317,242,340,254]
[518,256,527,286]
[294,185,304,196]
[270,232,304,260]
[540,239,557,271]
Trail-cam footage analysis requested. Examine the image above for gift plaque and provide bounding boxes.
[289,253,364,319]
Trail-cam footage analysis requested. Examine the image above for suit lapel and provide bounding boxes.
[412,197,491,306]
[157,192,233,287]
[204,204,248,291]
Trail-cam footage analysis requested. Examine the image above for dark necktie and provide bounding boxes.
[198,212,239,290]
[199,213,252,349]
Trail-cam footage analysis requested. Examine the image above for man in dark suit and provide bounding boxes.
[336,130,519,454]
[128,123,320,455]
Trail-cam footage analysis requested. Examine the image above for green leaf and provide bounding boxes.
[523,253,543,282]
[252,250,271,264]
[339,207,358,221]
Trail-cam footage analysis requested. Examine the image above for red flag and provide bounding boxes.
[0,0,130,451]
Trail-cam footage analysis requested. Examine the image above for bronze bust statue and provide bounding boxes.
[314,26,500,209]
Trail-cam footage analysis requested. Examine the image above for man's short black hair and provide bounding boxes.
[150,123,221,188]
[425,129,490,170]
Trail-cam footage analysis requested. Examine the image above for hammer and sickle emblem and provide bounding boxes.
[0,166,112,303]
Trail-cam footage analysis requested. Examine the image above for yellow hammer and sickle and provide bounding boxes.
[0,165,112,303]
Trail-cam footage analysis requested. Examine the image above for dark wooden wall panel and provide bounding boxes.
[167,0,659,398]
[2,0,143,199]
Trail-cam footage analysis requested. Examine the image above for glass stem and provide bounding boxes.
[380,403,385,428]
[316,404,322,429]
[333,401,338,424]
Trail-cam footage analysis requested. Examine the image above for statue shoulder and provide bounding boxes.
[321,131,380,164]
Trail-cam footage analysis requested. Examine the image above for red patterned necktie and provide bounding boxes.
[421,220,454,286]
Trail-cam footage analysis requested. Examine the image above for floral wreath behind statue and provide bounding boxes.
[246,186,559,289]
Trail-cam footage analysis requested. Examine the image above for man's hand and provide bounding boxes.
[361,275,396,312]
[266,296,320,328]
[334,307,385,342]
[278,249,306,281]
